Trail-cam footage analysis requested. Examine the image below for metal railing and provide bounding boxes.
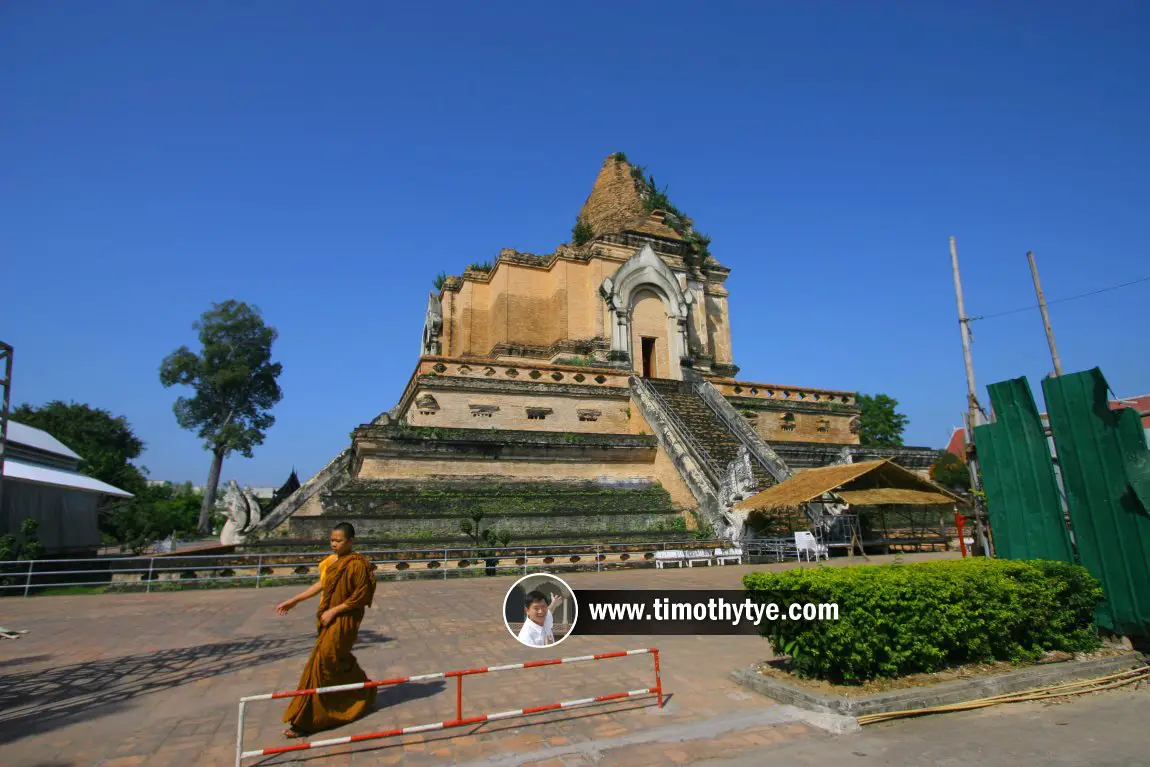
[632,377,723,487]
[0,538,736,597]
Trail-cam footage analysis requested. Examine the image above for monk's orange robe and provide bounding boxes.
[284,552,378,733]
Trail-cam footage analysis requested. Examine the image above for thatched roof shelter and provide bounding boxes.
[734,459,965,512]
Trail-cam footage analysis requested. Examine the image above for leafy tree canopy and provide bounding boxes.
[104,482,208,555]
[11,400,148,496]
[930,451,971,491]
[160,299,284,533]
[856,393,910,447]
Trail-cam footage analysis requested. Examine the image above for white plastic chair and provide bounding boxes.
[794,532,828,562]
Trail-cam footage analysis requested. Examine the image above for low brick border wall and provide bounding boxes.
[730,651,1148,717]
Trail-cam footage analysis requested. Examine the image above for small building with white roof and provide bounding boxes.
[2,420,133,554]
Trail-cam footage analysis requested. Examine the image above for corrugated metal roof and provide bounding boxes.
[5,421,82,460]
[2,457,133,497]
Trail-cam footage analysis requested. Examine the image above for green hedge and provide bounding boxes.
[743,558,1103,683]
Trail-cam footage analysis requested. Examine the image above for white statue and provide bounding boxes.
[220,480,262,545]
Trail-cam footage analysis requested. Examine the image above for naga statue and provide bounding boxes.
[219,480,264,545]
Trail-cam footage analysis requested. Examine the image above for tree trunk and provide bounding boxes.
[198,449,226,535]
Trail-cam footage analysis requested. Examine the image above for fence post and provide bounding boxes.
[145,557,155,593]
[523,547,527,575]
[234,700,247,767]
[256,554,263,588]
[22,560,34,598]
[443,549,448,580]
[596,544,601,572]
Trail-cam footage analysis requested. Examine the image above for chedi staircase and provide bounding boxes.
[646,379,777,490]
[631,375,796,540]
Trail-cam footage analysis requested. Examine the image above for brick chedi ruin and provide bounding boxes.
[255,153,938,545]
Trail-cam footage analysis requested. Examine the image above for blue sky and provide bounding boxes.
[2,2,1147,487]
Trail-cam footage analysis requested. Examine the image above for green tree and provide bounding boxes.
[855,393,909,447]
[459,509,512,548]
[460,509,512,577]
[930,451,971,491]
[104,482,206,554]
[571,217,595,246]
[0,520,46,593]
[159,300,284,534]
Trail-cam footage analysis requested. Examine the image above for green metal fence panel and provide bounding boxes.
[1042,368,1150,636]
[1117,407,1150,514]
[973,377,1073,562]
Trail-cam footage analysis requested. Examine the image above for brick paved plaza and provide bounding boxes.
[3,553,947,766]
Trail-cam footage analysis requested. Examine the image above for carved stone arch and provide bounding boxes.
[603,244,690,318]
[599,244,692,378]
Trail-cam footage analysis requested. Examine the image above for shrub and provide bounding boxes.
[572,217,595,246]
[743,558,1103,684]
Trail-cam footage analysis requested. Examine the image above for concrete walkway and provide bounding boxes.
[698,684,1150,767]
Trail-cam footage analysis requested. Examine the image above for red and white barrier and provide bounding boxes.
[235,647,663,765]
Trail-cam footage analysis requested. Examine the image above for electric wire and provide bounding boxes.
[969,275,1150,322]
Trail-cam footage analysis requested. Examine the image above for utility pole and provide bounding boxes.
[949,237,993,556]
[1026,250,1063,377]
[0,341,11,518]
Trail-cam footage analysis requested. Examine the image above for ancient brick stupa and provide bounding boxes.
[256,153,936,544]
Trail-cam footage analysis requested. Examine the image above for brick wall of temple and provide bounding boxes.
[406,389,632,433]
[439,249,736,369]
[717,381,861,445]
[442,257,617,358]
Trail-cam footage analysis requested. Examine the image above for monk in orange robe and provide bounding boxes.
[275,521,378,738]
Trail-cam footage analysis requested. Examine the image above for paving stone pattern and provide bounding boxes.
[0,553,954,766]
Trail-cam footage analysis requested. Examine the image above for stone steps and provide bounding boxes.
[647,378,775,490]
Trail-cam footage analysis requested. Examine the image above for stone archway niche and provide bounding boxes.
[599,244,692,381]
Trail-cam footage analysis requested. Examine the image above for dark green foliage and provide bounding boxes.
[160,300,283,533]
[0,519,45,561]
[931,451,971,490]
[459,509,512,548]
[553,356,595,367]
[611,151,628,162]
[743,558,1103,683]
[466,261,494,272]
[433,272,448,291]
[103,482,209,555]
[0,520,46,594]
[572,217,595,246]
[855,393,909,446]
